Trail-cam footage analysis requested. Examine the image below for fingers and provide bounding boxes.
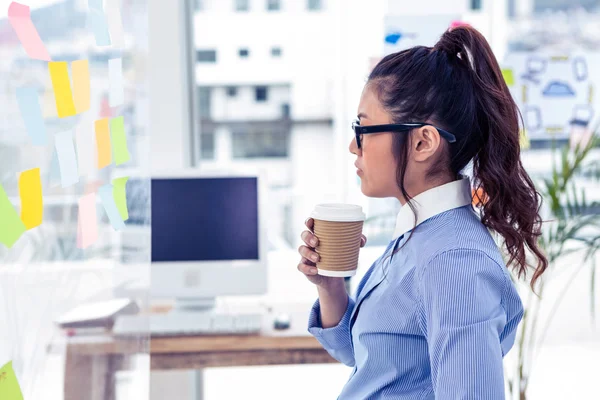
[298,245,320,263]
[360,234,367,247]
[301,230,319,247]
[305,217,314,231]
[297,261,318,276]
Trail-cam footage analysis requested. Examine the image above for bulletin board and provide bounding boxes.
[0,1,150,399]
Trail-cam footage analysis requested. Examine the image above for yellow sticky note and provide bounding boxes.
[95,118,112,169]
[520,129,530,150]
[501,68,515,87]
[72,59,91,114]
[49,61,76,118]
[0,361,24,400]
[19,167,43,229]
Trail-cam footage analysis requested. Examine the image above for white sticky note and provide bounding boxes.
[55,130,79,188]
[108,58,124,107]
[106,0,125,48]
[76,122,97,177]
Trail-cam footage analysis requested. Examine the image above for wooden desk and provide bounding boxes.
[63,309,337,400]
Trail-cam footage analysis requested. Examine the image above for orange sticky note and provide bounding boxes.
[95,118,112,168]
[18,167,43,229]
[48,61,76,118]
[72,60,91,114]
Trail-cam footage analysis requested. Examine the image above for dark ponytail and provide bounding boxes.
[368,26,548,291]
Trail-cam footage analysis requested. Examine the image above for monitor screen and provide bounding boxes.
[151,177,259,262]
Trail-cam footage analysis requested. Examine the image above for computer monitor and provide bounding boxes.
[149,169,268,311]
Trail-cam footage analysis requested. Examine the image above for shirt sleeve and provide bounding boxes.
[307,295,355,367]
[417,248,508,400]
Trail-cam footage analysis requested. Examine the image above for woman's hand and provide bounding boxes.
[297,217,367,289]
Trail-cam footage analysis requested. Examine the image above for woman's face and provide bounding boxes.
[349,86,402,199]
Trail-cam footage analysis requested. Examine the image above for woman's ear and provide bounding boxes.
[411,126,442,162]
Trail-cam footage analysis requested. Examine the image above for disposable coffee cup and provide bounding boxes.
[309,204,366,277]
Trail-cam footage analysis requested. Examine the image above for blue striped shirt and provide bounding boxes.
[308,180,524,399]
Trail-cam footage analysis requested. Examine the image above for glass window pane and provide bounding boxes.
[232,129,289,158]
[200,132,215,159]
[307,0,322,11]
[271,47,282,57]
[197,49,217,62]
[470,0,482,10]
[235,0,249,11]
[198,87,212,118]
[268,0,281,11]
[255,86,268,102]
[227,86,238,97]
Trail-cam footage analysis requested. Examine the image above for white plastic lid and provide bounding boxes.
[310,203,366,222]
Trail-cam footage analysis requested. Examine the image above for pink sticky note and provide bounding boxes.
[450,20,471,29]
[8,2,51,61]
[77,193,98,249]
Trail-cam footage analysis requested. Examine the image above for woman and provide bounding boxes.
[297,26,548,399]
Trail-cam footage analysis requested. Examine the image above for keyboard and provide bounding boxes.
[112,312,263,337]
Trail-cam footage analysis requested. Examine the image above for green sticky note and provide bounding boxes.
[110,116,131,165]
[0,183,27,248]
[113,176,129,221]
[0,361,24,400]
[501,68,515,86]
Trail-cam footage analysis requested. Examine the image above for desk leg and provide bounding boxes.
[64,351,123,400]
[193,369,204,400]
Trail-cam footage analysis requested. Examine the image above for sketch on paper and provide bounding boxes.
[502,52,600,140]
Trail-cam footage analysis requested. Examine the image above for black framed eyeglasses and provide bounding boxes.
[351,120,457,149]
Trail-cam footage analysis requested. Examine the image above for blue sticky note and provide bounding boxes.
[55,130,79,188]
[88,0,112,47]
[15,87,47,146]
[98,184,125,231]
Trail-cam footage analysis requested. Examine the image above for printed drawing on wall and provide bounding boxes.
[502,53,599,140]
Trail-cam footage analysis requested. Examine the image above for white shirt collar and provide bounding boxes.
[393,177,472,238]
